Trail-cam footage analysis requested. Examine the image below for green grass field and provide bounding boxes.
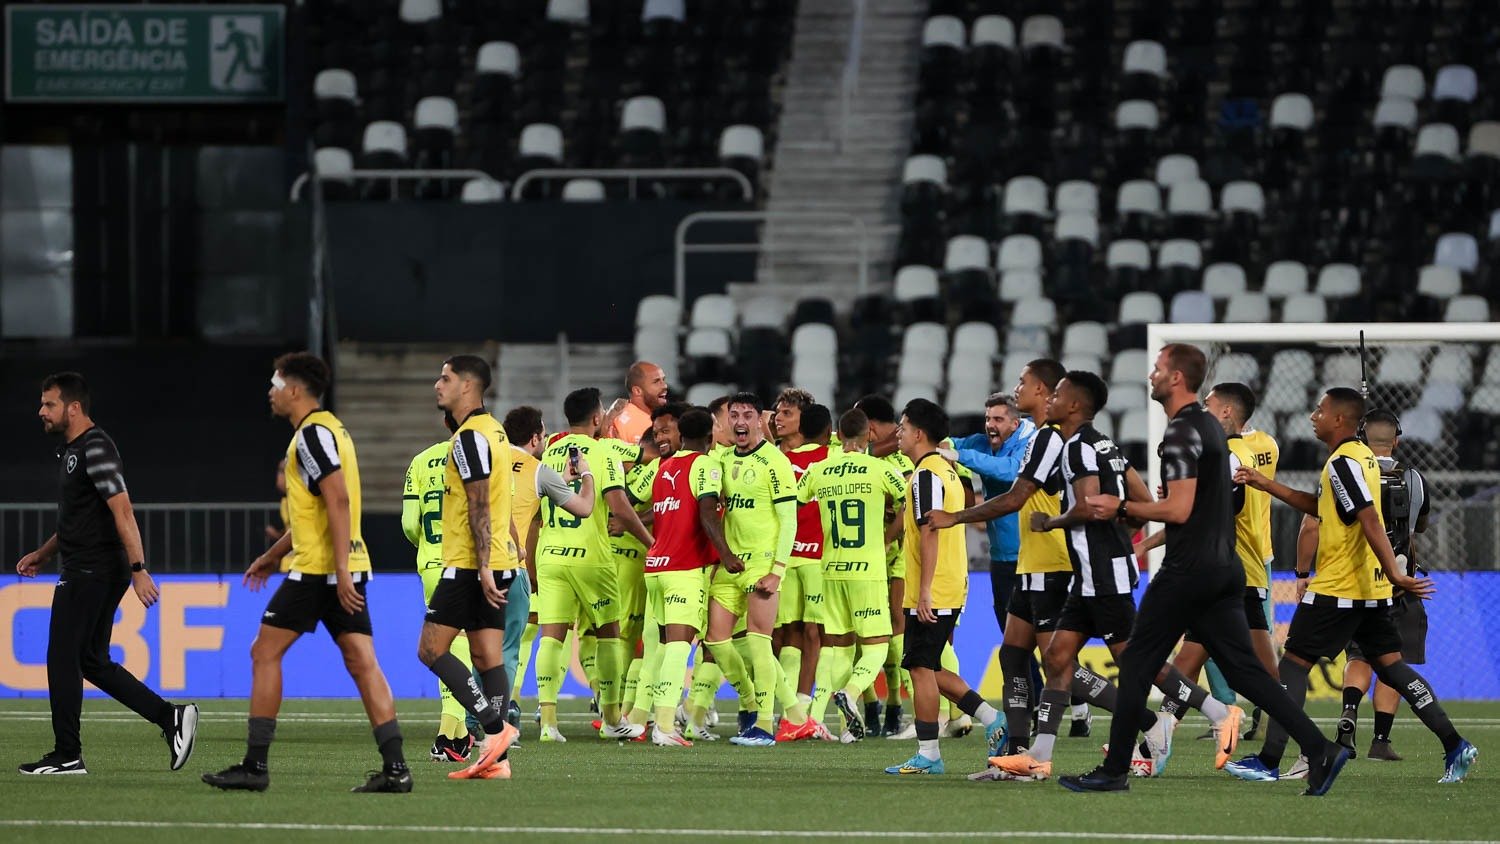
[0,697,1492,843]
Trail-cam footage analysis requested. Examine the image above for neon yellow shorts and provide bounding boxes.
[822,579,892,638]
[419,562,444,604]
[776,563,824,626]
[647,568,709,632]
[536,564,620,629]
[708,560,774,619]
[616,553,646,636]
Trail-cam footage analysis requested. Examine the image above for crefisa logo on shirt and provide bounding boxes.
[65,454,78,474]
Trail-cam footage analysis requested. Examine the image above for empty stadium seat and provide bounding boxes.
[1434,233,1480,274]
[1224,292,1271,322]
[1263,261,1310,299]
[1202,262,1247,300]
[635,294,681,328]
[689,293,736,330]
[1055,180,1099,215]
[1445,293,1492,321]
[740,296,786,330]
[1282,293,1328,323]
[999,270,1042,303]
[997,234,1043,273]
[1169,290,1215,323]
[561,178,605,201]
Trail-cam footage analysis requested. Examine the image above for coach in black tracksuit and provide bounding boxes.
[1056,344,1348,796]
[15,372,197,776]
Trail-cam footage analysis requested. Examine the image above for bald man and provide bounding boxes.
[606,361,669,444]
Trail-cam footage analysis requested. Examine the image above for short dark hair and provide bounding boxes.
[1163,343,1208,392]
[854,394,896,424]
[799,403,833,440]
[274,352,331,400]
[503,405,544,443]
[678,408,713,441]
[1209,382,1258,423]
[1025,358,1067,391]
[1363,408,1401,428]
[984,392,1017,411]
[1324,387,1366,421]
[727,391,763,413]
[41,371,90,414]
[564,387,603,425]
[775,387,816,410]
[445,354,492,392]
[901,398,949,443]
[838,408,869,441]
[1064,370,1109,417]
[652,401,690,422]
[707,395,731,416]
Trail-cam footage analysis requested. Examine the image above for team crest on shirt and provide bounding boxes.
[65,454,77,473]
[742,467,757,484]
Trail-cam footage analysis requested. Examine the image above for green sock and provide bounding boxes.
[861,685,878,705]
[537,635,565,729]
[704,639,755,715]
[779,644,802,700]
[688,659,723,726]
[654,640,694,728]
[940,641,962,719]
[846,642,889,700]
[629,636,662,726]
[515,622,539,698]
[774,649,808,725]
[812,648,838,724]
[747,632,783,727]
[731,637,758,713]
[885,633,905,705]
[817,645,855,724]
[438,631,473,735]
[579,632,599,695]
[595,636,626,724]
[623,657,644,722]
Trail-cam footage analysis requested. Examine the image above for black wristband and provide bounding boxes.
[130,561,146,572]
[1116,500,1129,520]
[1294,570,1310,579]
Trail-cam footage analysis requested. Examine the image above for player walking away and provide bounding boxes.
[604,360,670,444]
[641,409,742,746]
[777,395,832,734]
[1136,383,1283,739]
[401,415,482,762]
[707,392,815,746]
[802,410,908,742]
[205,353,408,793]
[17,372,199,777]
[1058,345,1350,796]
[532,388,654,741]
[853,395,916,737]
[1227,388,1477,785]
[1337,409,1431,761]
[884,399,1006,775]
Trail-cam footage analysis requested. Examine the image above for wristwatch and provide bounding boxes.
[130,561,146,572]
[1116,500,1129,520]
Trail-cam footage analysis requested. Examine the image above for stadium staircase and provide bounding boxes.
[748,0,923,306]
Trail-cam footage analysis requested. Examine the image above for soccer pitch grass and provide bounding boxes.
[0,698,1491,843]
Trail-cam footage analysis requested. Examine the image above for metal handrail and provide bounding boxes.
[674,210,870,301]
[511,168,754,201]
[289,168,500,201]
[838,0,866,153]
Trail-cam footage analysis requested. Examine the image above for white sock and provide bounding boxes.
[1030,733,1057,762]
[1072,702,1090,719]
[1203,698,1231,723]
[917,738,941,761]
[975,701,1000,728]
[796,692,813,708]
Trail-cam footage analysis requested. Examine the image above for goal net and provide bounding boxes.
[1137,322,1500,701]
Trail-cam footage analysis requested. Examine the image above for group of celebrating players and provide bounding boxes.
[191,342,1477,792]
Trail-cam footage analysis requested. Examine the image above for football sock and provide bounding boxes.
[1373,711,1395,743]
[514,622,539,696]
[779,644,802,699]
[373,719,406,769]
[1071,702,1089,720]
[916,720,941,761]
[813,645,850,724]
[429,652,503,733]
[746,632,782,726]
[478,666,511,734]
[1031,689,1070,762]
[442,633,474,737]
[1342,685,1363,724]
[956,689,1000,728]
[688,659,723,726]
[1000,644,1032,752]
[1372,659,1462,753]
[594,636,626,724]
[940,642,962,719]
[1258,657,1309,769]
[1204,658,1236,705]
[845,642,888,700]
[1159,664,1229,722]
[654,640,694,729]
[623,658,643,718]
[579,632,599,697]
[704,639,755,715]
[884,634,905,706]
[861,685,879,705]
[629,636,662,725]
[536,635,565,730]
[773,650,808,724]
[244,716,275,770]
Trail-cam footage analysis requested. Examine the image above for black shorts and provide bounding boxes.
[1345,595,1428,665]
[426,567,513,631]
[1285,598,1402,663]
[902,609,960,671]
[1006,572,1072,634]
[1056,593,1136,646]
[1185,586,1268,643]
[262,571,373,637]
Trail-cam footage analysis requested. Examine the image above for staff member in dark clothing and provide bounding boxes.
[1056,344,1346,796]
[15,372,199,776]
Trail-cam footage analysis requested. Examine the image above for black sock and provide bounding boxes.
[1000,645,1032,751]
[430,653,503,733]
[1341,685,1363,713]
[1156,665,1211,714]
[1037,688,1070,737]
[1070,664,1118,710]
[373,719,406,770]
[956,689,985,718]
[1160,697,1187,720]
[915,720,940,741]
[479,666,511,735]
[244,716,275,771]
[1258,657,1308,769]
[1372,659,1462,754]
[1372,711,1395,743]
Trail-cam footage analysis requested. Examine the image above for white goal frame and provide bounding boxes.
[1139,321,1500,574]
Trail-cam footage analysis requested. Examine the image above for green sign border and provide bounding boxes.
[4,3,286,104]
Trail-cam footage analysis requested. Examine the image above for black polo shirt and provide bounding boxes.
[56,426,130,574]
[1158,403,1237,575]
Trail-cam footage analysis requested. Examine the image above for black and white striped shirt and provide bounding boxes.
[294,423,342,494]
[1017,425,1067,495]
[1060,424,1138,596]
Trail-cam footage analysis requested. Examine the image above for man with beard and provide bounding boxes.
[605,361,670,445]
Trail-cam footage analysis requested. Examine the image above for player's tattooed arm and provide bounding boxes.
[464,477,492,571]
